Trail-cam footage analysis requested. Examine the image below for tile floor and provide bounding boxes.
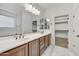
[42,45,75,56]
[42,45,54,56]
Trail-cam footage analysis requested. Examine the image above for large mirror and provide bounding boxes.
[0,9,17,37]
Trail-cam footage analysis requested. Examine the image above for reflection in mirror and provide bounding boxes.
[0,9,16,37]
[22,12,32,34]
[40,18,50,30]
[0,15,15,27]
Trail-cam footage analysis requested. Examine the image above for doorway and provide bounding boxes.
[55,14,69,48]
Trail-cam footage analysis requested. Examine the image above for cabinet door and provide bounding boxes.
[15,45,25,56]
[45,35,49,48]
[24,44,28,56]
[0,44,28,56]
[0,48,19,56]
[39,36,45,55]
[15,44,28,56]
[48,34,51,46]
[29,39,39,56]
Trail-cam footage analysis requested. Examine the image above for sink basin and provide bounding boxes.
[0,36,16,43]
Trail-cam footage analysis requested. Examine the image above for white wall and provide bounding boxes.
[68,4,79,55]
[43,3,74,51]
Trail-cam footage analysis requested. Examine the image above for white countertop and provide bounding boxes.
[0,31,51,54]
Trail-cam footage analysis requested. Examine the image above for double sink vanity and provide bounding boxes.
[0,31,51,56]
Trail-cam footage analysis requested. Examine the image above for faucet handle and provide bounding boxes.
[14,33,18,40]
[15,37,18,40]
[22,34,24,38]
[19,34,22,39]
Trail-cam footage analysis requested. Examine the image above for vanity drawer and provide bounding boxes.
[40,36,45,42]
[40,39,44,45]
[40,43,45,50]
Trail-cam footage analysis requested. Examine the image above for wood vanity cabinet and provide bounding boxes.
[39,34,51,55]
[28,34,51,56]
[29,39,39,56]
[0,44,28,56]
[0,34,51,56]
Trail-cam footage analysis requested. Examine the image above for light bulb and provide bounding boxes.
[24,3,40,16]
[46,18,50,22]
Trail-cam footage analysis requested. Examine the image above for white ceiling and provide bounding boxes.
[38,3,73,10]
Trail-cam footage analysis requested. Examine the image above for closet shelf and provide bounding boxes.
[55,21,68,24]
[55,30,69,32]
[55,20,68,24]
[55,37,68,40]
[55,18,69,21]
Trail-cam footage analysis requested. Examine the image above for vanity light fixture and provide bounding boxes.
[24,3,40,16]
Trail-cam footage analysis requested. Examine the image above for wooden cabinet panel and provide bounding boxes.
[29,39,39,56]
[14,46,25,56]
[0,44,28,56]
[0,49,17,56]
[45,35,49,48]
[45,34,51,48]
[48,34,51,46]
[24,44,28,56]
[39,36,45,55]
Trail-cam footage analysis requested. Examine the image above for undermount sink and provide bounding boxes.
[24,33,40,38]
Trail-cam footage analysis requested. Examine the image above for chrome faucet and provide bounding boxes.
[19,34,25,39]
[19,34,22,39]
[14,33,25,40]
[15,33,18,40]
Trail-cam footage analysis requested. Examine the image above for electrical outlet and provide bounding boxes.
[73,30,75,32]
[73,16,75,18]
[73,44,75,47]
